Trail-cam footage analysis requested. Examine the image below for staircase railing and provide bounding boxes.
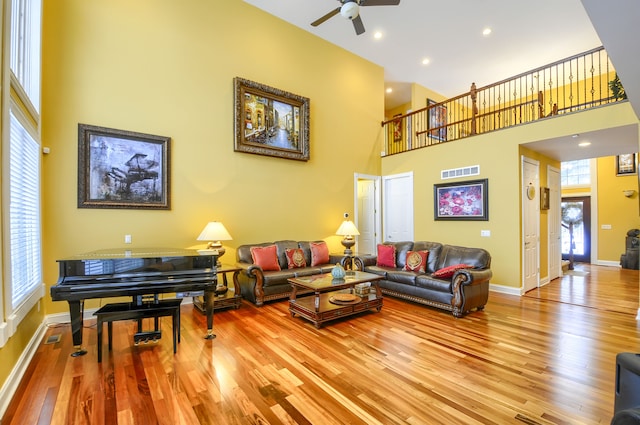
[382,46,623,156]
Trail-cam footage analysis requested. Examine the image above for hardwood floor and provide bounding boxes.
[3,265,639,424]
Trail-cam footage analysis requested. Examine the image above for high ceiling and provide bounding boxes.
[243,0,640,161]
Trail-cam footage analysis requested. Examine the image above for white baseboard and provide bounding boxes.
[596,260,621,268]
[0,321,48,419]
[489,283,521,296]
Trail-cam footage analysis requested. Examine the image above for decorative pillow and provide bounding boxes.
[250,245,281,271]
[285,248,306,269]
[310,241,330,266]
[404,250,429,273]
[432,263,473,279]
[376,244,396,268]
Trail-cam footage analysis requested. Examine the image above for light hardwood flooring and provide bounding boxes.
[2,264,639,424]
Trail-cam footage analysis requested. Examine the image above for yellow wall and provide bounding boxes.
[40,0,384,315]
[596,156,640,261]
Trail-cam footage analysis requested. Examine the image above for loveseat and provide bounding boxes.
[235,240,343,306]
[358,241,492,317]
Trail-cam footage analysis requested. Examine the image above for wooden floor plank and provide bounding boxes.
[2,263,638,424]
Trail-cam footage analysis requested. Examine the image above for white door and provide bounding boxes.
[382,172,414,242]
[522,157,540,293]
[356,177,378,255]
[548,166,561,280]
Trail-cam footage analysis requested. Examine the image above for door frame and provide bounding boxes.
[353,173,381,253]
[547,165,561,281]
[522,156,540,293]
[381,172,414,243]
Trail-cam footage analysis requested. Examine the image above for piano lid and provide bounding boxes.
[56,248,217,278]
[57,247,216,261]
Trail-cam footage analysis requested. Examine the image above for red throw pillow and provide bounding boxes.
[250,245,281,271]
[285,248,306,269]
[310,241,329,266]
[432,263,473,279]
[376,244,396,268]
[404,250,429,273]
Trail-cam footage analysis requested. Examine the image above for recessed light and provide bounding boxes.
[386,87,393,94]
[421,58,430,65]
[578,142,591,147]
[373,31,383,40]
[572,134,579,138]
[482,27,492,36]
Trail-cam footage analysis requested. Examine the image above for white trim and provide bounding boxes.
[0,320,47,419]
[595,260,621,268]
[6,284,44,337]
[489,284,522,296]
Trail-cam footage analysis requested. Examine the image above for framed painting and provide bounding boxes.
[234,77,310,161]
[616,153,637,176]
[540,187,550,210]
[434,178,488,221]
[78,124,171,209]
[427,98,447,141]
[392,114,403,142]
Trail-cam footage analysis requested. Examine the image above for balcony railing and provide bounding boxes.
[382,46,624,156]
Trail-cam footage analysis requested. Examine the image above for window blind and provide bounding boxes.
[8,109,41,309]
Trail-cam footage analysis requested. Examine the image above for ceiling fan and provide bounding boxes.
[311,0,401,36]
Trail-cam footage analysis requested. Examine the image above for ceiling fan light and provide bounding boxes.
[340,2,359,20]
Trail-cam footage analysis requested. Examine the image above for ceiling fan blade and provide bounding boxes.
[352,15,365,35]
[361,0,400,5]
[311,7,341,27]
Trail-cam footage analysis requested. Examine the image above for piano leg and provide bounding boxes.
[68,300,87,357]
[204,288,216,340]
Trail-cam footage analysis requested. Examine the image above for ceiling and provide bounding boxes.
[243,0,640,162]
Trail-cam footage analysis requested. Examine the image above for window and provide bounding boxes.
[561,159,591,186]
[10,0,41,113]
[7,108,42,310]
[1,0,43,344]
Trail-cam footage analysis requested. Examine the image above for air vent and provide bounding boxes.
[441,165,480,180]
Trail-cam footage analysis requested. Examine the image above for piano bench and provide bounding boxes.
[93,298,182,363]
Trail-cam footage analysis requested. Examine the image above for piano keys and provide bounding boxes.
[51,248,217,356]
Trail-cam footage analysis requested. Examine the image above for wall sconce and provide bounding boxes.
[623,189,636,198]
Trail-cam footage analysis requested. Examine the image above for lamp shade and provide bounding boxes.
[197,221,232,242]
[336,220,360,236]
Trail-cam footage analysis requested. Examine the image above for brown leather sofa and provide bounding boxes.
[359,241,492,317]
[235,240,343,306]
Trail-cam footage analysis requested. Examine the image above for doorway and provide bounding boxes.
[561,196,591,264]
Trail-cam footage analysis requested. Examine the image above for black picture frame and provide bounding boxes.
[78,123,171,210]
[434,178,488,221]
[616,153,637,176]
[234,77,310,161]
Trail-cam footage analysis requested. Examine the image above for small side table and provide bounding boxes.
[193,264,242,313]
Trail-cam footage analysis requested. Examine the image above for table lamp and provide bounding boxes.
[197,221,232,266]
[335,215,360,255]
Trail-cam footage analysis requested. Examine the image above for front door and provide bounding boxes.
[522,157,540,292]
[561,196,591,264]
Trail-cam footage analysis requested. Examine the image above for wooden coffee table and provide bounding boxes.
[288,271,383,328]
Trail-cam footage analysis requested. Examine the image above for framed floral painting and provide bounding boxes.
[434,179,488,220]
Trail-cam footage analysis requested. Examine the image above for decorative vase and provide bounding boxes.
[331,263,346,279]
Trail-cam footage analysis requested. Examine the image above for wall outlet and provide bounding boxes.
[125,234,132,244]
[601,224,612,230]
[481,230,491,237]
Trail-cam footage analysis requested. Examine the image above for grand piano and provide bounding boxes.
[51,248,218,356]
